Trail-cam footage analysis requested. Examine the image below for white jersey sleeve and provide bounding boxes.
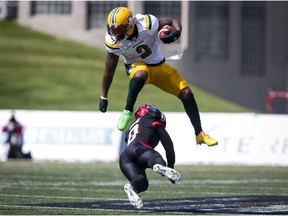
[105,33,121,56]
[135,13,159,34]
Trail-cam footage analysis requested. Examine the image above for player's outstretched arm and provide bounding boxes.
[156,126,176,169]
[99,52,119,112]
[156,126,178,184]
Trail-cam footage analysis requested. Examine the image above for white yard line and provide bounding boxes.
[0,180,126,187]
[0,186,122,192]
[0,204,149,213]
[0,193,126,201]
[149,179,288,184]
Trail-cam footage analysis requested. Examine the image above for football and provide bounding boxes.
[158,25,174,39]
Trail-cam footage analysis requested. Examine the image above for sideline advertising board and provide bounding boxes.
[159,112,288,166]
[0,110,287,166]
[0,110,122,162]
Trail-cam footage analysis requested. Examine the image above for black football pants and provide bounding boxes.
[119,142,166,193]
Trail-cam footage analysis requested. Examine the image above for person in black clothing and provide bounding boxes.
[119,104,181,209]
[2,114,32,159]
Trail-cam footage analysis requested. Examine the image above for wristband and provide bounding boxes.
[100,95,107,100]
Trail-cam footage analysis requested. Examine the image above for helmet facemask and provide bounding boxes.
[107,22,134,41]
[107,7,135,42]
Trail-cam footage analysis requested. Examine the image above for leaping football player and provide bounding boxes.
[99,7,218,146]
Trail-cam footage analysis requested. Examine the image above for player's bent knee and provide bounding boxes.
[178,87,193,101]
[148,153,166,168]
[131,175,148,193]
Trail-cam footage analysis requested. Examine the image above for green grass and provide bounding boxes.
[0,161,287,214]
[0,20,257,112]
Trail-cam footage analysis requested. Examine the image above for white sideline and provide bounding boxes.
[0,193,123,200]
[0,204,139,213]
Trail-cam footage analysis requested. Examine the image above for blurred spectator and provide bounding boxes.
[2,114,32,159]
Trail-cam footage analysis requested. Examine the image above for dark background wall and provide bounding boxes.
[179,1,288,113]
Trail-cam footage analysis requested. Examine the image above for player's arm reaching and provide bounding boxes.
[158,18,182,44]
[155,126,176,169]
[99,51,119,112]
[156,125,178,184]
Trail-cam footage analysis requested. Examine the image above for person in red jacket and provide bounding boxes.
[119,104,181,209]
[2,114,31,159]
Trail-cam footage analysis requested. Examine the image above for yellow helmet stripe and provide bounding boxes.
[110,7,121,25]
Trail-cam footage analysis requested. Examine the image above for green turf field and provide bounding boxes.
[0,20,257,112]
[0,161,287,214]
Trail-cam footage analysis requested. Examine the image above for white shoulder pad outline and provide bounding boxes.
[104,33,120,55]
[135,13,159,33]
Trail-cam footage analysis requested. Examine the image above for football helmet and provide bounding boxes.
[107,7,135,41]
[135,104,162,120]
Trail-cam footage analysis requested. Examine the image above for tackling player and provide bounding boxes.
[119,104,181,209]
[99,7,218,146]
